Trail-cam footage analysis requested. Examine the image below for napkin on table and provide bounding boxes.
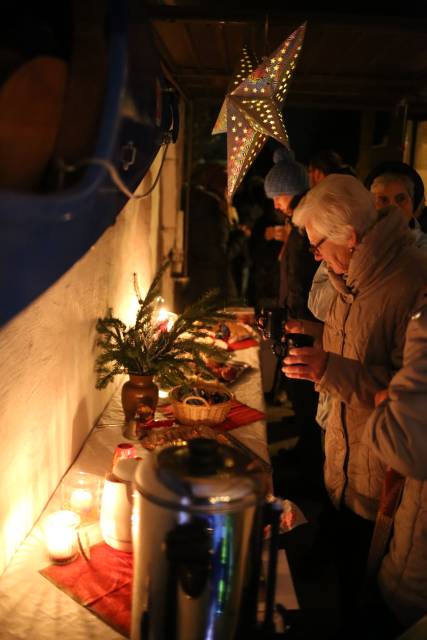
[40,542,132,637]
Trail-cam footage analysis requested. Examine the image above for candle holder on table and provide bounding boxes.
[61,471,101,524]
[44,510,81,564]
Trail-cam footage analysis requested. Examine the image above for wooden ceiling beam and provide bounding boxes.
[172,69,420,91]
[135,5,427,33]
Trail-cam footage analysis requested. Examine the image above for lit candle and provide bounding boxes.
[62,471,101,524]
[44,510,80,563]
[156,306,169,332]
[156,307,177,332]
[70,488,93,514]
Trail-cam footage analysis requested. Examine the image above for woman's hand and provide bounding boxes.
[264,225,291,242]
[285,319,304,333]
[282,346,328,383]
[285,319,324,344]
[238,223,252,237]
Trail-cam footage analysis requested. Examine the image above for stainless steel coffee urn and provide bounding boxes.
[131,438,262,640]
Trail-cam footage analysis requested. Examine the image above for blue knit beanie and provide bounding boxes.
[264,147,309,197]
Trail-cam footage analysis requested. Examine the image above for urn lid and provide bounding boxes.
[134,438,258,513]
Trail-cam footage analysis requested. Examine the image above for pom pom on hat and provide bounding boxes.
[272,146,295,164]
[264,146,308,198]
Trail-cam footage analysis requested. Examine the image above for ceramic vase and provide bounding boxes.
[121,374,159,422]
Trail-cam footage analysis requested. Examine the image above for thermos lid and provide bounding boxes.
[134,438,258,513]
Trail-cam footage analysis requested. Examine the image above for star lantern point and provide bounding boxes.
[212,24,306,198]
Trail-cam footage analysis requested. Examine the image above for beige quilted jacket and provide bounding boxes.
[364,287,427,627]
[318,207,427,520]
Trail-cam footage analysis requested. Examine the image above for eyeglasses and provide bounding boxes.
[309,237,327,257]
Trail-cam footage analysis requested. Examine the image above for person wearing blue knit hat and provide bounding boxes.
[264,147,309,218]
[263,146,314,314]
[263,146,324,496]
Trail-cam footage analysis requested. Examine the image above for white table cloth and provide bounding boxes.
[0,347,297,639]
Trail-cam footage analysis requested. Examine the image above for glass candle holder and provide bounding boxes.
[44,510,81,563]
[62,471,101,524]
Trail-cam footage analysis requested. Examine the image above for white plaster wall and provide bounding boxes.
[159,107,185,310]
[0,152,166,574]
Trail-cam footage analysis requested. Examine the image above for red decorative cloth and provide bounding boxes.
[228,338,258,350]
[220,400,265,430]
[159,400,265,431]
[40,542,132,637]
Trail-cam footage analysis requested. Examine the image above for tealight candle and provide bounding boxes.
[44,510,80,563]
[61,471,101,524]
[70,488,93,514]
[155,307,178,332]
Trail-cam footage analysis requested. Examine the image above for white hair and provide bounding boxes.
[293,174,378,245]
[370,173,415,203]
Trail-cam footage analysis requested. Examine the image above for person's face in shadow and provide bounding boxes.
[306,222,357,275]
[272,194,294,217]
[308,166,326,188]
[370,179,414,221]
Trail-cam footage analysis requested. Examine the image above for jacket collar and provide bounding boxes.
[328,207,415,297]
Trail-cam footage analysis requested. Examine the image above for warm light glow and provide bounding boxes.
[157,306,169,323]
[159,388,168,399]
[70,488,93,514]
[155,307,177,332]
[44,510,80,562]
[3,495,34,567]
[167,312,178,330]
[62,471,101,523]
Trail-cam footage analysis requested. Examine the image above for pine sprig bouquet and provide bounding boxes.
[95,260,232,390]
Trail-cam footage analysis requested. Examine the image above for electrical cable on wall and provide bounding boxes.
[58,138,170,200]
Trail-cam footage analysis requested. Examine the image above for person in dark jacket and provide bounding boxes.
[183,162,242,307]
[308,149,356,188]
[264,147,318,319]
[244,175,284,308]
[264,147,323,493]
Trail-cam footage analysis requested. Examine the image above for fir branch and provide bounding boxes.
[94,260,234,389]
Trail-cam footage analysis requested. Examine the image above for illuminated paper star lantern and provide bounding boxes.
[212,44,258,135]
[213,23,306,198]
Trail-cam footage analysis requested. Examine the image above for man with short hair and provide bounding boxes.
[308,149,355,188]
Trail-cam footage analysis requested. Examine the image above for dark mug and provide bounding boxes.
[284,332,314,362]
[255,307,288,343]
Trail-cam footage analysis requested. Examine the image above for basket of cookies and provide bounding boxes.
[169,380,233,426]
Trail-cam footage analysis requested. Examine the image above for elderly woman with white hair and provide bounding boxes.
[282,174,427,627]
[309,163,427,322]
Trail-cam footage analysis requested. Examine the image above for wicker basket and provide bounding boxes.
[170,381,233,426]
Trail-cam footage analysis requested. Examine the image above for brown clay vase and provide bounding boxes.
[121,374,159,422]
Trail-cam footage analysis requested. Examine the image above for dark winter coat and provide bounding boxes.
[184,186,237,305]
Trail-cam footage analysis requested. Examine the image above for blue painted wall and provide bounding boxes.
[0,2,178,326]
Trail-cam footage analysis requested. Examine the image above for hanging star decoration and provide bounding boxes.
[212,44,258,135]
[213,23,306,199]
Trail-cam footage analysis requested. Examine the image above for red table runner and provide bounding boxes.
[40,542,132,637]
[228,338,258,350]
